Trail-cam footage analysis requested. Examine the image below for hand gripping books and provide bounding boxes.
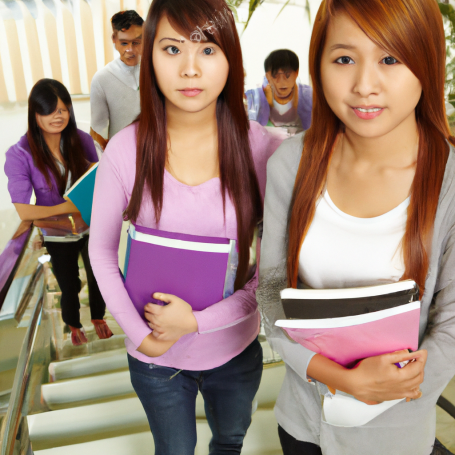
[123,224,238,320]
[275,280,420,427]
[276,280,419,367]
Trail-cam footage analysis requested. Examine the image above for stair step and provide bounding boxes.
[42,369,207,415]
[28,397,148,450]
[30,363,285,450]
[42,360,285,411]
[255,363,285,408]
[33,409,282,455]
[42,370,133,410]
[48,348,128,381]
[48,339,281,383]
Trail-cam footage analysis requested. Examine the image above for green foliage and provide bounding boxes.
[276,0,292,21]
[243,0,265,31]
[304,0,311,25]
[242,0,312,31]
[439,2,455,108]
[226,0,243,22]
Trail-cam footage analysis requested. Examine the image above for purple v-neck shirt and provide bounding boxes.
[89,121,286,369]
[5,130,98,206]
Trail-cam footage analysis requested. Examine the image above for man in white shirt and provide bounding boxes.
[90,10,144,150]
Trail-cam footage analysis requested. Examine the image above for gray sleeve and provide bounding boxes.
[90,76,109,140]
[257,133,317,380]
[420,224,455,399]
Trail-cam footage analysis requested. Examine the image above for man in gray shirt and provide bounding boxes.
[90,10,143,151]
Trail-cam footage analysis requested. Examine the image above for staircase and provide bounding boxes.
[29,337,285,454]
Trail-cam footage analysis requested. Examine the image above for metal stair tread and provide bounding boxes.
[48,348,128,381]
[42,361,285,411]
[32,409,283,455]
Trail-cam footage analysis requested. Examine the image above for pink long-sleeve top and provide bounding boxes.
[89,121,286,370]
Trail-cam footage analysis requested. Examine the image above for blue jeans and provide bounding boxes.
[128,338,263,455]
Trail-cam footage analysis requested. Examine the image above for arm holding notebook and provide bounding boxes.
[148,123,288,338]
[91,148,258,355]
[143,260,259,338]
[5,147,80,221]
[137,334,177,357]
[90,152,158,352]
[14,200,78,222]
[306,350,426,404]
[259,139,426,404]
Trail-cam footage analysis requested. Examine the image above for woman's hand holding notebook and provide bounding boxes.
[276,280,423,426]
[144,292,199,341]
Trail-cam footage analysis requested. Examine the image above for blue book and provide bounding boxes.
[64,163,98,226]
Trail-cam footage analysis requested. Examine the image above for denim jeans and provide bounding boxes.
[128,338,263,455]
[278,425,322,455]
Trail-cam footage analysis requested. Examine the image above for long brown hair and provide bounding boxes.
[27,79,88,195]
[124,0,262,290]
[287,0,454,293]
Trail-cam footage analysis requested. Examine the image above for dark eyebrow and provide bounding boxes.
[119,35,143,42]
[329,44,357,51]
[159,37,185,43]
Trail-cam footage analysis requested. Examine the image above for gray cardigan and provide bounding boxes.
[257,132,455,455]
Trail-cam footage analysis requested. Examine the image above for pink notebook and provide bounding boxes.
[276,300,420,368]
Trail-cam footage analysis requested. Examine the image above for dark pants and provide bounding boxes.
[128,338,263,455]
[278,425,322,455]
[45,236,105,328]
[278,425,453,455]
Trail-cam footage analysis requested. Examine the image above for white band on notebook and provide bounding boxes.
[280,279,417,300]
[276,300,420,329]
[129,225,232,253]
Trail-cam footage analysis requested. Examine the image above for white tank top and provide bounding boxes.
[270,98,302,129]
[298,190,409,289]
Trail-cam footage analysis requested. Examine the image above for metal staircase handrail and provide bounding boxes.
[0,222,33,311]
[0,263,44,455]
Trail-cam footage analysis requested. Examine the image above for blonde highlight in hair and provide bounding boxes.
[287,0,454,293]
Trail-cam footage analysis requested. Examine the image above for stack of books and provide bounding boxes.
[276,280,420,426]
[123,224,238,320]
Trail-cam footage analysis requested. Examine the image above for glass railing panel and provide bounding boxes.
[0,222,32,312]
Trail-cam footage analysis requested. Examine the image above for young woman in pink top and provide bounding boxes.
[89,0,286,453]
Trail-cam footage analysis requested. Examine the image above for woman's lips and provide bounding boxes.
[352,106,384,120]
[179,89,203,97]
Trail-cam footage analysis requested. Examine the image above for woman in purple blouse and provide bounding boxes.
[4,78,113,345]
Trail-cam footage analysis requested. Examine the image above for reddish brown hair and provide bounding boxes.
[125,0,262,290]
[287,0,454,293]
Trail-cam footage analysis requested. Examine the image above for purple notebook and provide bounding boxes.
[123,224,237,320]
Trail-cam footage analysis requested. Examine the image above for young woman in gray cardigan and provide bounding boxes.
[258,0,455,454]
